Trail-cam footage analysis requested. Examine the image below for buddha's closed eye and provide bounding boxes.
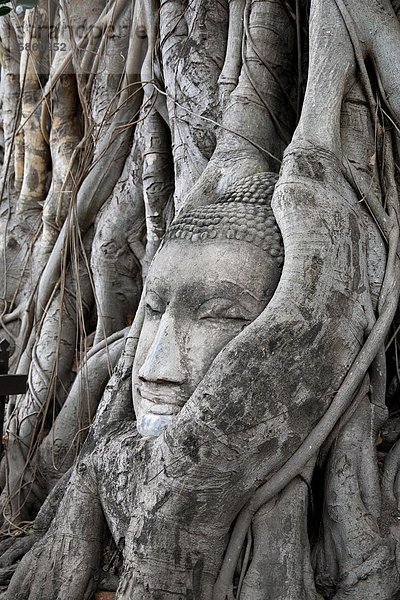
[145,291,165,318]
[197,298,253,321]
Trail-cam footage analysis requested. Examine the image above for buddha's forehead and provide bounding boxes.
[147,239,280,302]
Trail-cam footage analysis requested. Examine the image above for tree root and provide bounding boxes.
[35,0,147,326]
[0,565,17,588]
[212,142,400,598]
[0,535,36,569]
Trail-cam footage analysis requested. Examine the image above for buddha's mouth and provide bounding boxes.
[137,384,187,415]
[149,403,179,415]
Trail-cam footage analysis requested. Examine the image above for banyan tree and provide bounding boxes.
[0,0,400,598]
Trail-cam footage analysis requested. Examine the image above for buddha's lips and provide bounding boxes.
[137,384,187,410]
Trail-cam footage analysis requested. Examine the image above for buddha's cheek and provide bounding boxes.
[131,325,156,414]
[134,320,158,368]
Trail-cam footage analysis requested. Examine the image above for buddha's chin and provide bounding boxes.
[137,413,176,438]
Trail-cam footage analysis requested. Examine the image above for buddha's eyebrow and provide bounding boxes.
[214,280,264,307]
[145,276,168,297]
[145,288,165,303]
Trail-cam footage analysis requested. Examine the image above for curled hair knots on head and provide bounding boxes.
[165,172,284,265]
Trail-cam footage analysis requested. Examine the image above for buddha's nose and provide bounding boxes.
[138,313,186,385]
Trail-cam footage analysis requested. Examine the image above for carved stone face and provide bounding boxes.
[132,239,281,437]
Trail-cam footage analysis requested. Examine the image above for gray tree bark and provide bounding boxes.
[1,1,400,599]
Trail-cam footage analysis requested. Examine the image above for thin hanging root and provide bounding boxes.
[236,526,252,600]
[40,95,50,146]
[14,129,24,193]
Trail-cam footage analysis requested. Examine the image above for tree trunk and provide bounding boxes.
[1,1,400,599]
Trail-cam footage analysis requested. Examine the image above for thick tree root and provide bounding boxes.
[0,536,36,569]
[0,565,17,589]
[240,476,316,600]
[5,464,103,600]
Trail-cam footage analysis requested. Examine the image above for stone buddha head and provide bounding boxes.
[132,172,284,437]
